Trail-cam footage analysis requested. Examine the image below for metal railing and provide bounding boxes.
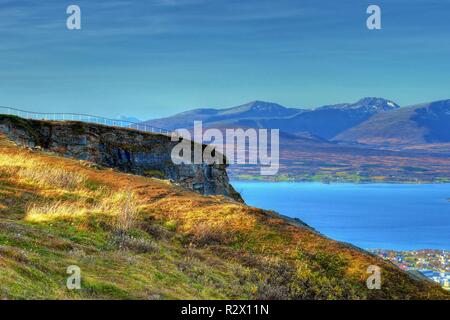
[0,106,174,136]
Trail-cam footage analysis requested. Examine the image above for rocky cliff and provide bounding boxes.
[0,115,242,202]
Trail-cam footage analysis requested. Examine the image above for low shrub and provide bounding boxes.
[111,233,159,253]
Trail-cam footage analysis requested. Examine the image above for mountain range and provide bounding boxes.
[142,98,450,146]
[141,97,450,182]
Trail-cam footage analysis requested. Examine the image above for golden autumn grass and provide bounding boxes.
[0,134,448,300]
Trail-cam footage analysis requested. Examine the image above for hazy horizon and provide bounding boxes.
[2,95,448,121]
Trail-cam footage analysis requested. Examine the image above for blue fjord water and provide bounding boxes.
[232,182,450,250]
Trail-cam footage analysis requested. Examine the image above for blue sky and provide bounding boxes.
[1,0,450,119]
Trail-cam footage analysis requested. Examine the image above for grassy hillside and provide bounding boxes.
[0,134,447,300]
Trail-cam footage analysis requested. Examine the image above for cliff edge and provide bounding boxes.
[0,115,242,202]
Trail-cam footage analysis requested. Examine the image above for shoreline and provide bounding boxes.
[230,175,450,184]
[231,179,450,185]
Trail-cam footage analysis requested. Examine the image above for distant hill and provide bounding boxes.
[143,98,400,140]
[142,100,302,130]
[335,100,450,145]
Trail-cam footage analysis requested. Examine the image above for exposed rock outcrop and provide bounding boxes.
[0,115,243,202]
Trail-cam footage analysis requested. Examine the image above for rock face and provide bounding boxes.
[0,115,242,202]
